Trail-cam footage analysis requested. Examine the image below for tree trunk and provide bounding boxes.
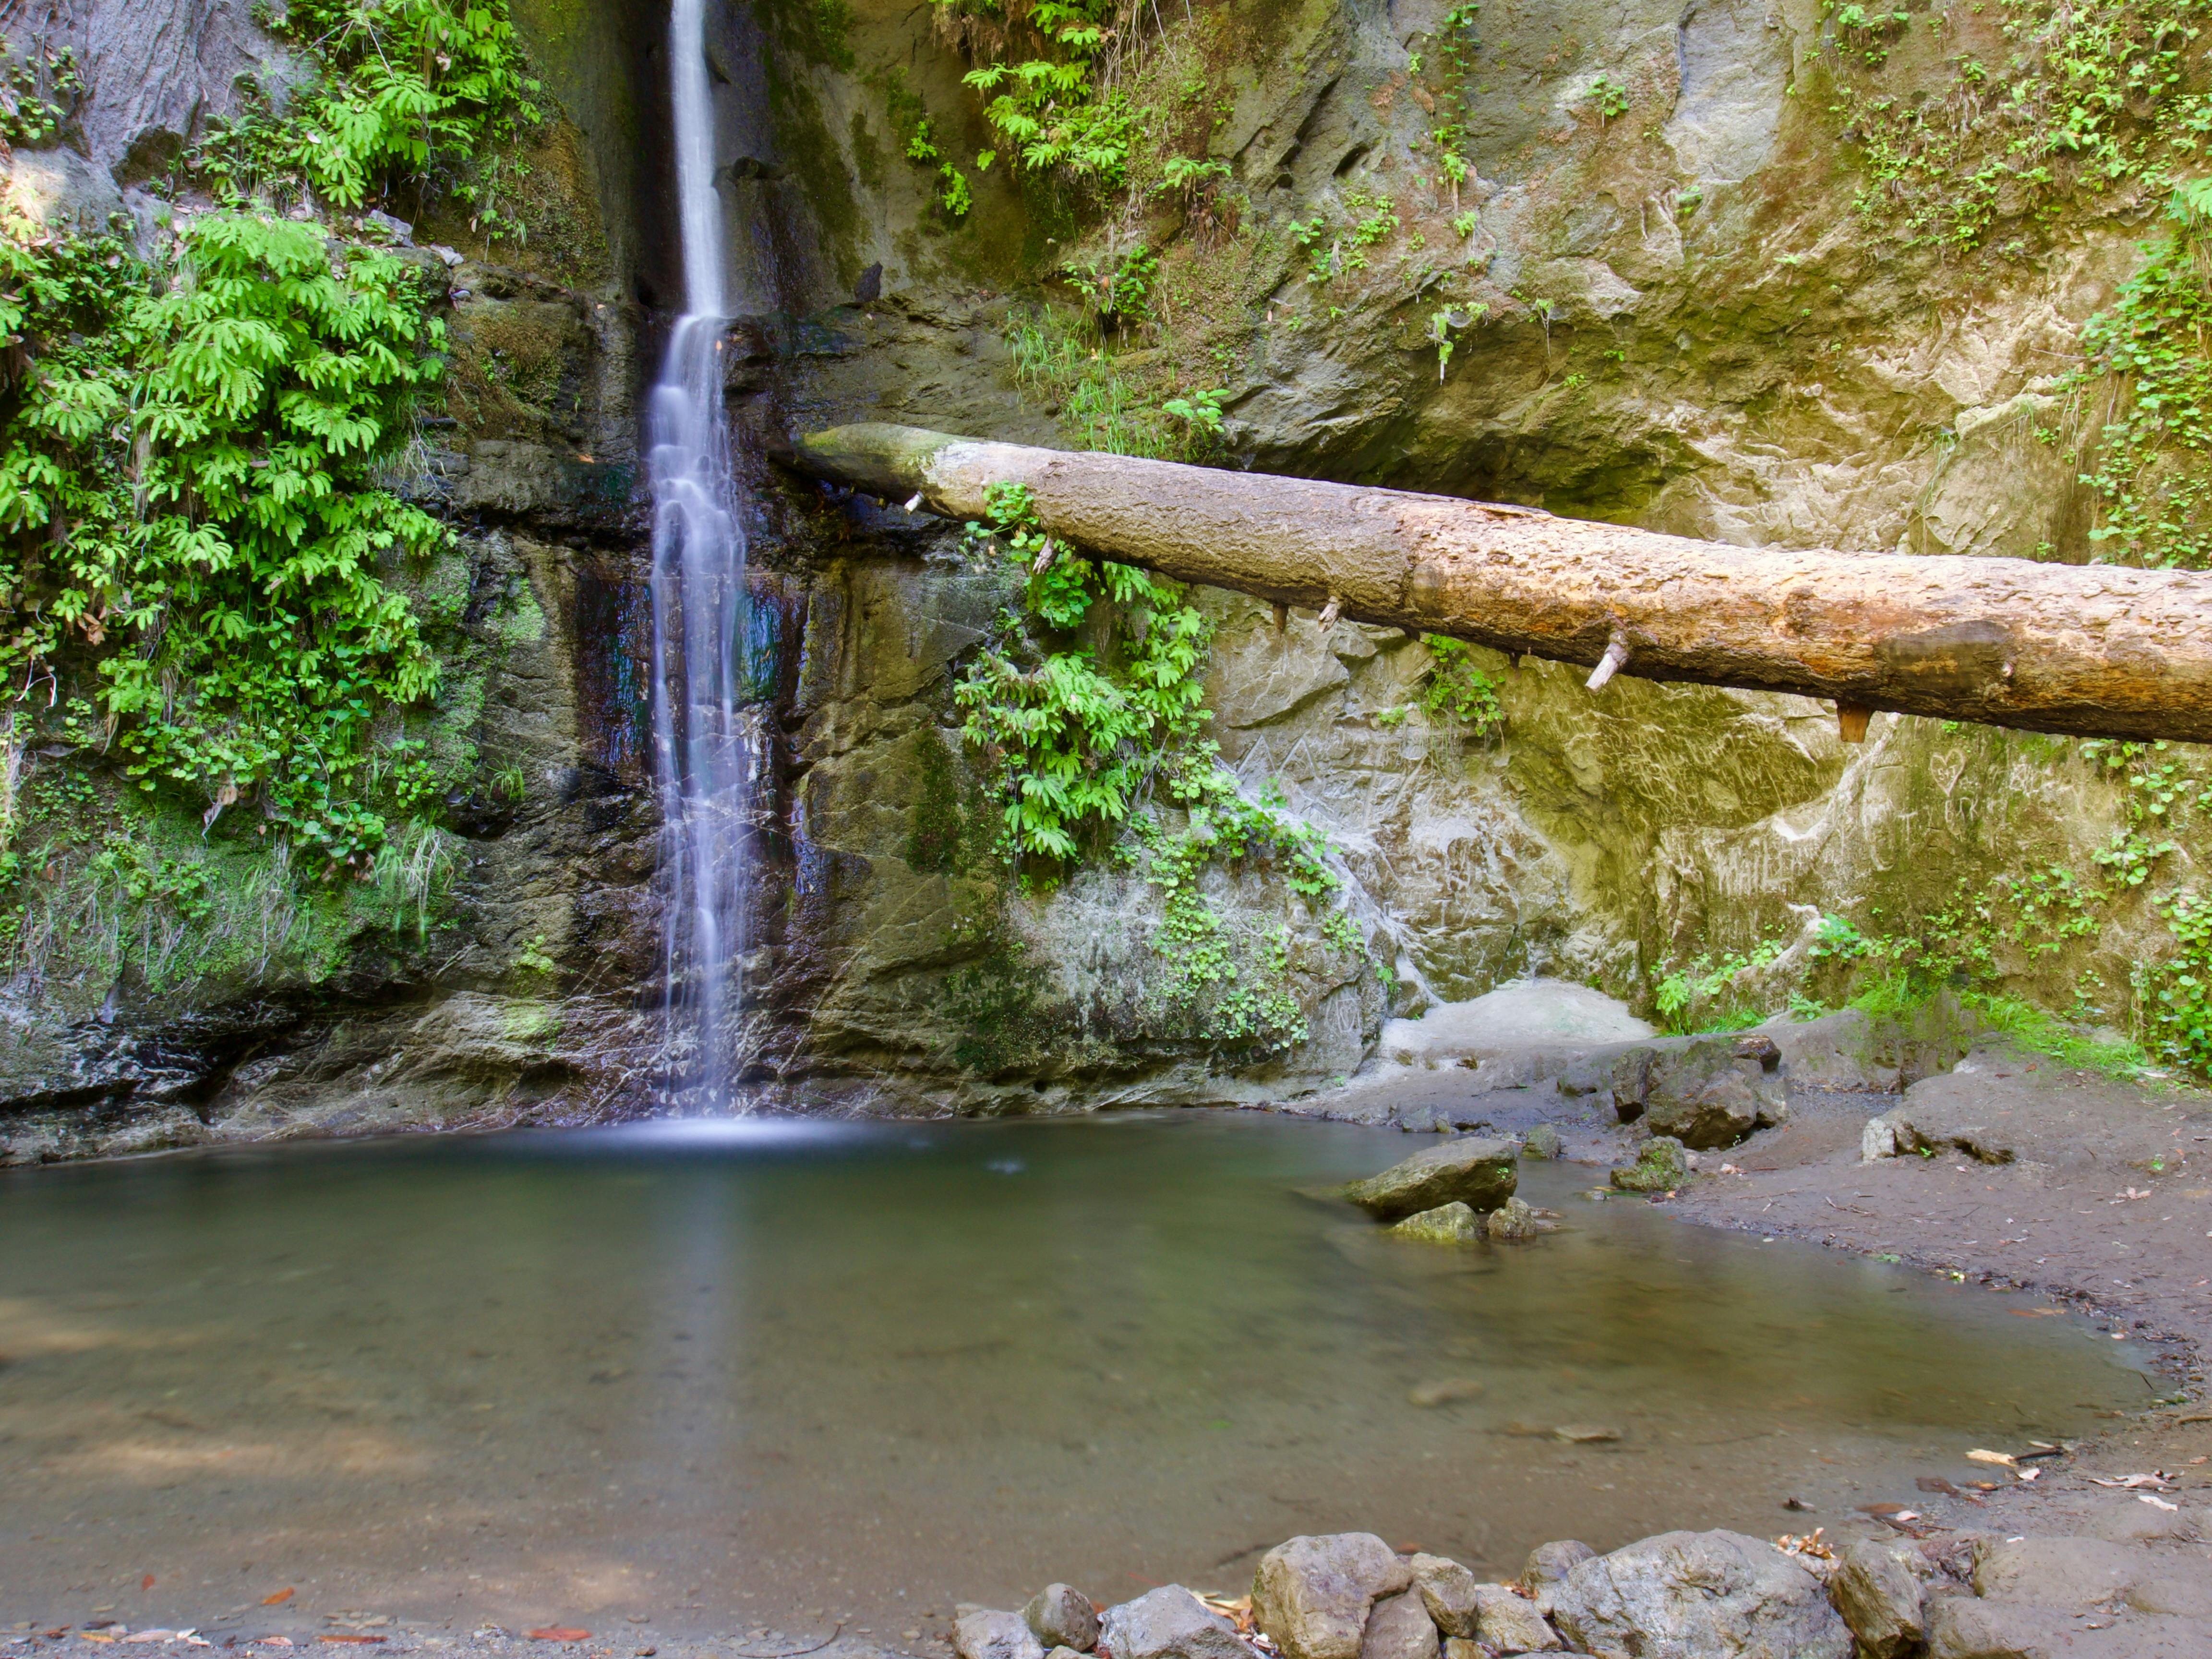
[787,423,2212,746]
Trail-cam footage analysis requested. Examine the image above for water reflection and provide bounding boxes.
[0,1114,2145,1633]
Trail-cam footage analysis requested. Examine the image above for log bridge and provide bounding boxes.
[785,422,2212,746]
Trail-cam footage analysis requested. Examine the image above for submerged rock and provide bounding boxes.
[956,1609,1047,1659]
[1344,1140,1518,1221]
[1609,1137,1689,1192]
[1356,1591,1437,1659]
[1098,1587,1251,1659]
[1484,1196,1547,1241]
[1253,1534,1415,1659]
[1546,1530,1851,1659]
[1388,1202,1485,1243]
[1407,1555,1480,1638]
[1027,1585,1101,1652]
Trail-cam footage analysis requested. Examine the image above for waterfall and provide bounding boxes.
[649,0,753,1108]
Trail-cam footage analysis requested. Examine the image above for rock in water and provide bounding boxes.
[1547,1530,1851,1659]
[1485,1196,1544,1241]
[1344,1140,1518,1221]
[1521,1124,1563,1160]
[1027,1585,1101,1653]
[956,1610,1047,1659]
[1469,1585,1560,1653]
[1253,1534,1416,1659]
[1830,1539,1926,1659]
[1357,1592,1436,1659]
[1098,1588,1251,1659]
[1609,1136,1688,1192]
[1407,1556,1480,1638]
[1388,1202,1484,1243]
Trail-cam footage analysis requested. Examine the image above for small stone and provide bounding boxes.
[1024,1588,1099,1654]
[1469,1585,1558,1654]
[954,1610,1045,1659]
[1551,1423,1621,1443]
[1609,1136,1688,1192]
[1253,1535,1415,1659]
[1389,1202,1485,1243]
[1484,1196,1545,1241]
[1520,1124,1563,1160]
[1355,1593,1434,1659]
[1407,1377,1485,1409]
[1406,1557,1479,1638]
[1097,1588,1250,1659]
[1860,1117,1897,1163]
[1344,1139,1519,1221]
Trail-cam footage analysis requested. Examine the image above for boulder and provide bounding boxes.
[1485,1196,1545,1241]
[1609,1136,1689,1192]
[1253,1534,1416,1659]
[1028,1585,1101,1652]
[1470,1584,1559,1653]
[1520,1542,1595,1617]
[1520,1124,1563,1160]
[1830,1539,1927,1659]
[1639,1036,1789,1148]
[957,1610,1047,1659]
[1389,1202,1485,1244]
[1547,1530,1851,1659]
[1521,1541,1596,1595]
[1357,1592,1437,1659]
[1407,1556,1480,1638]
[1344,1140,1518,1221]
[1098,1587,1251,1659]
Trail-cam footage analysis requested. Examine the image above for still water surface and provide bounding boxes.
[0,1112,2147,1634]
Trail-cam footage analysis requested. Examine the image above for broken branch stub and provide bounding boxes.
[789,422,2212,745]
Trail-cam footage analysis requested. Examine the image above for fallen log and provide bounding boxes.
[786,422,2212,745]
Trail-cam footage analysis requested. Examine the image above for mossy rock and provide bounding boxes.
[1610,1136,1689,1193]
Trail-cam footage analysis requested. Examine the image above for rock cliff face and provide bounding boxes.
[0,0,2196,1157]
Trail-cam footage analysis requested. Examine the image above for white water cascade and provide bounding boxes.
[649,0,755,1108]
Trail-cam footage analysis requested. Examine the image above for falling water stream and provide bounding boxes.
[649,0,753,1106]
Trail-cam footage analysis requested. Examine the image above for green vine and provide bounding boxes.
[0,0,538,884]
[951,482,1362,1058]
[1820,0,2212,256]
[188,0,542,240]
[931,0,1139,190]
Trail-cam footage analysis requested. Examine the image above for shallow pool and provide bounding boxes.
[0,1111,2147,1636]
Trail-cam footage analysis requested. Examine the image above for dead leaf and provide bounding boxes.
[262,1592,295,1608]
[141,1577,156,1593]
[526,1632,591,1644]
[318,1638,384,1646]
